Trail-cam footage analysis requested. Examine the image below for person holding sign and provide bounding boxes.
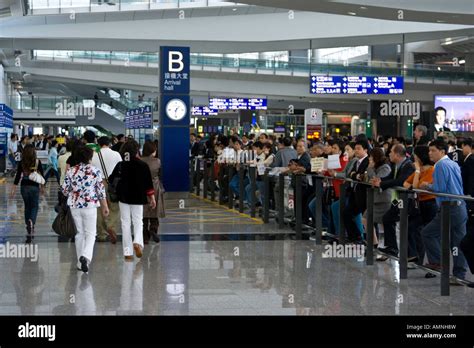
[342,140,370,244]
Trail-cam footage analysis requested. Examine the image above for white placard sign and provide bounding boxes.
[311,157,325,173]
[327,154,341,170]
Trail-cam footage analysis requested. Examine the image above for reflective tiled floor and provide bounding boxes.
[1,180,474,315]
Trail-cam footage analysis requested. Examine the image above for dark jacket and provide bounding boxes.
[462,154,474,207]
[348,156,369,209]
[448,149,464,167]
[111,142,124,153]
[298,152,311,174]
[190,142,201,157]
[380,158,414,191]
[109,158,154,205]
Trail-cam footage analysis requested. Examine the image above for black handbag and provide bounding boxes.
[52,198,77,238]
[107,162,122,203]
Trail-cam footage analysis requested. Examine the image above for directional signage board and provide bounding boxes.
[125,105,153,129]
[310,76,403,95]
[209,98,267,110]
[191,106,219,116]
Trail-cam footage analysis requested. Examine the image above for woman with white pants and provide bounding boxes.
[61,145,109,273]
[109,140,156,261]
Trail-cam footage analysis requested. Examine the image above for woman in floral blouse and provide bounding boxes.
[61,145,109,273]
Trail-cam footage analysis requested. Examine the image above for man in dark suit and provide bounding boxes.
[434,106,451,132]
[371,144,414,258]
[342,140,370,243]
[459,139,474,275]
[190,133,200,157]
[448,139,464,167]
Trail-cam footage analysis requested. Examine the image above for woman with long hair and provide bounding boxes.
[366,147,392,248]
[10,144,44,243]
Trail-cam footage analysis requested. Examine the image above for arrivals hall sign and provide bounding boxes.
[160,46,190,192]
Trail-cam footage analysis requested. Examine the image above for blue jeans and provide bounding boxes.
[20,185,40,225]
[408,199,437,261]
[229,174,249,199]
[245,180,264,205]
[331,200,364,237]
[308,196,329,228]
[44,166,60,184]
[421,203,468,279]
[8,154,17,169]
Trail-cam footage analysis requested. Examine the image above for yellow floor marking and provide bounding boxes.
[189,194,263,224]
[163,221,262,225]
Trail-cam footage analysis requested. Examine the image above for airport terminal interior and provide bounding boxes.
[0,0,474,318]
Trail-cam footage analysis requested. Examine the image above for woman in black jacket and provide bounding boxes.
[109,140,156,261]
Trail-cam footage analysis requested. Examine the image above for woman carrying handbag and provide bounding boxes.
[10,144,45,243]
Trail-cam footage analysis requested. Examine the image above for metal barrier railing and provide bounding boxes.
[188,158,474,296]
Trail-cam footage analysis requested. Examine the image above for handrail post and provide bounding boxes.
[399,190,409,279]
[195,157,201,197]
[366,186,375,265]
[263,170,270,223]
[250,166,257,218]
[203,159,209,200]
[295,174,302,240]
[189,157,195,193]
[228,165,234,209]
[238,165,245,213]
[218,165,226,205]
[210,160,216,202]
[314,176,323,245]
[441,201,453,296]
[339,181,347,242]
[278,173,285,229]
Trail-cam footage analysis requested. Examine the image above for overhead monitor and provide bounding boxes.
[434,95,474,133]
[209,98,267,110]
[310,75,403,95]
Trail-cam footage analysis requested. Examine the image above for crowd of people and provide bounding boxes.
[9,131,163,273]
[191,125,474,285]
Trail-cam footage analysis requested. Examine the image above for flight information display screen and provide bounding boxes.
[209,98,267,110]
[191,106,219,116]
[310,75,404,95]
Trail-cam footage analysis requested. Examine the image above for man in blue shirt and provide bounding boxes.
[420,139,468,281]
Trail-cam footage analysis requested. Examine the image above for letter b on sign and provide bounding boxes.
[169,51,184,72]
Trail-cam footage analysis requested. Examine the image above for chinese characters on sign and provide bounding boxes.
[310,76,404,95]
[208,98,267,110]
[125,105,153,129]
[191,106,219,116]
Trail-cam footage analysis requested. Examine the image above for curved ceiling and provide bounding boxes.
[235,0,474,25]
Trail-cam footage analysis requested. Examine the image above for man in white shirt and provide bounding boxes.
[8,133,19,173]
[91,136,122,244]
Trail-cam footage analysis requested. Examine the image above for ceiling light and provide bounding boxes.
[347,12,357,16]
[232,8,237,11]
[360,6,367,10]
[437,67,441,71]
[459,60,466,64]
[436,20,446,23]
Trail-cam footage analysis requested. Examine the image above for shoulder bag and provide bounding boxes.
[98,149,121,203]
[28,159,45,185]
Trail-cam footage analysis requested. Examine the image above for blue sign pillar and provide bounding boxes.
[0,104,14,172]
[159,46,190,192]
